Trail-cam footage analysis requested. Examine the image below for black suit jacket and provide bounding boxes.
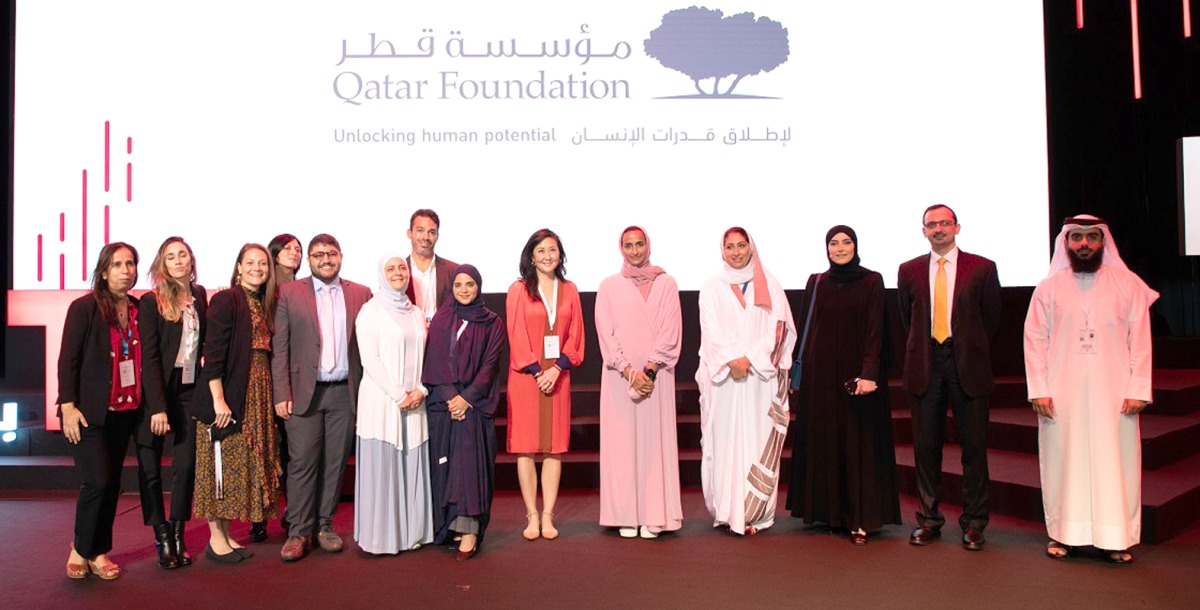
[192,286,256,436]
[896,250,1001,398]
[138,284,208,416]
[57,294,142,426]
[404,255,458,312]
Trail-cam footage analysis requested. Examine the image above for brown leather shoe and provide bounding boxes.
[280,536,309,562]
[316,526,344,553]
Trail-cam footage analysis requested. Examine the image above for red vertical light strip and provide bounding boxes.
[104,205,111,244]
[1186,0,1193,37]
[1131,0,1143,99]
[37,235,43,282]
[82,169,88,280]
[59,213,65,241]
[1077,0,1085,28]
[59,255,66,290]
[104,121,110,192]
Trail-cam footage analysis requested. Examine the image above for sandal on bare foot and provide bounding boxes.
[66,545,88,579]
[1046,541,1072,560]
[1103,549,1133,565]
[88,559,122,580]
[540,512,558,540]
[523,513,540,541]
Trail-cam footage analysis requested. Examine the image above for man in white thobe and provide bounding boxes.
[1024,215,1157,564]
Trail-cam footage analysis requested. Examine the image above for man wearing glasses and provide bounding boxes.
[272,234,372,562]
[897,204,1001,551]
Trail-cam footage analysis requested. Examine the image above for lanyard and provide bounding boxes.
[740,281,750,295]
[118,322,133,358]
[538,280,558,331]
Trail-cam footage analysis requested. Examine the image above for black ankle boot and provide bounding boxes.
[154,523,181,569]
[171,520,192,566]
[249,521,268,543]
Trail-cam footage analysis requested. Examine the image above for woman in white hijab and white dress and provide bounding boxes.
[353,253,434,554]
[696,228,796,535]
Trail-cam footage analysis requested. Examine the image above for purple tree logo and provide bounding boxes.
[645,7,789,98]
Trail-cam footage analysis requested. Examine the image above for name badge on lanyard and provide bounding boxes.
[538,280,560,360]
[182,360,197,384]
[1077,327,1097,355]
[543,335,560,360]
[119,360,136,387]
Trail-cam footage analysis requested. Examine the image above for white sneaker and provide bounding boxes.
[618,527,637,538]
[639,526,658,539]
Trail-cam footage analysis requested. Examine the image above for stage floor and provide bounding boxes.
[3,488,1197,609]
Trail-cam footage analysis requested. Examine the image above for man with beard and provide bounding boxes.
[897,204,1001,550]
[1024,215,1157,565]
[405,209,457,325]
[273,234,372,562]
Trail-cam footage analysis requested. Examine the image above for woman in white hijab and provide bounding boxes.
[696,228,796,535]
[353,253,434,554]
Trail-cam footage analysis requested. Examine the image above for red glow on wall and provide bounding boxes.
[126,163,133,202]
[1077,0,1085,29]
[59,213,65,241]
[104,205,111,244]
[1131,0,1142,99]
[59,255,65,290]
[1186,0,1193,37]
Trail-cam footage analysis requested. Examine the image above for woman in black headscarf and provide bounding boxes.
[786,225,901,545]
[423,264,506,561]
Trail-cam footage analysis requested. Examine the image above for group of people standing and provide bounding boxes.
[57,204,1157,581]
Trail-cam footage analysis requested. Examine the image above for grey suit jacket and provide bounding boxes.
[272,276,373,416]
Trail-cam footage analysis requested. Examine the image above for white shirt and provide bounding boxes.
[927,246,959,336]
[411,255,438,320]
[174,301,200,367]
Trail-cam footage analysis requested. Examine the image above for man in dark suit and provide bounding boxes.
[273,234,372,562]
[405,208,456,324]
[897,204,1001,551]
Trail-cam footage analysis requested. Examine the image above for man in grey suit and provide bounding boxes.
[273,234,372,562]
[405,208,457,325]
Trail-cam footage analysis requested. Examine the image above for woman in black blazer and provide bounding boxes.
[59,242,142,581]
[191,243,281,562]
[135,237,207,568]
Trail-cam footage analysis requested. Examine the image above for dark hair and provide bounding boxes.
[268,233,302,272]
[148,236,197,322]
[308,233,341,254]
[91,242,139,324]
[519,228,567,299]
[620,226,646,241]
[922,204,958,225]
[722,226,749,243]
[229,243,277,331]
[410,209,440,230]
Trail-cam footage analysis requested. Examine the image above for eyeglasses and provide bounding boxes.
[923,220,955,229]
[309,250,341,260]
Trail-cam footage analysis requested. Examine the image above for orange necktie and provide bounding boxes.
[933,258,949,343]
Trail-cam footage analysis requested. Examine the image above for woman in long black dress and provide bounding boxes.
[423,264,506,561]
[787,225,900,545]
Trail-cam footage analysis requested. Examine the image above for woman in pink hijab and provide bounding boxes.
[595,226,684,539]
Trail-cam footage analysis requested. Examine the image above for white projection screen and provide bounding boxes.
[1183,137,1200,256]
[13,0,1050,292]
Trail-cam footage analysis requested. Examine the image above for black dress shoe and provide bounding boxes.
[909,527,941,546]
[962,528,986,551]
[249,522,268,543]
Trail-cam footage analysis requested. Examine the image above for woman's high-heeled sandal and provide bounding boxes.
[87,559,122,580]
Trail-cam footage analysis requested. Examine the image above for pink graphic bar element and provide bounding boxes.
[82,169,88,281]
[127,137,133,202]
[1186,0,1193,37]
[37,235,43,282]
[1131,0,1142,99]
[105,205,111,244]
[1077,0,1084,29]
[103,120,109,192]
[59,255,65,290]
[59,213,65,241]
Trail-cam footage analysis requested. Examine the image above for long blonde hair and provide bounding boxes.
[148,236,197,322]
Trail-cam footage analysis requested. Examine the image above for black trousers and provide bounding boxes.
[71,408,139,558]
[910,341,991,532]
[136,369,197,526]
